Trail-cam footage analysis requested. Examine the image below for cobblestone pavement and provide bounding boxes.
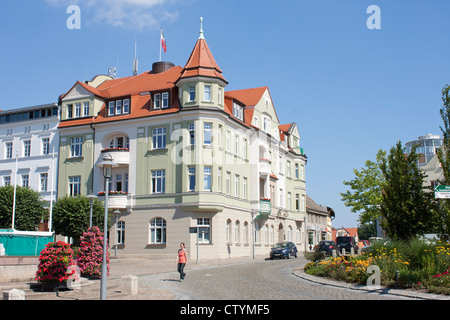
[1,255,448,300]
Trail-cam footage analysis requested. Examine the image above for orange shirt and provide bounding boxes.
[178,249,187,263]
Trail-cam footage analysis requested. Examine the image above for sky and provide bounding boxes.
[1,0,450,229]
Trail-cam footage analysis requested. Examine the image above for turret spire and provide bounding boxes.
[199,17,205,40]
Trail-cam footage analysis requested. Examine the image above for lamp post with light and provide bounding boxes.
[96,153,118,300]
[86,193,98,229]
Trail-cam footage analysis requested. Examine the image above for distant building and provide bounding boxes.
[306,195,334,250]
[0,103,60,226]
[332,227,358,243]
[405,133,444,187]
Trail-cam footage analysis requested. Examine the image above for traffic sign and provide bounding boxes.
[435,185,450,198]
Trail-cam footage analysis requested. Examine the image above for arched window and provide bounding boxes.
[149,217,166,244]
[288,225,293,242]
[243,222,248,245]
[235,220,240,244]
[226,219,232,243]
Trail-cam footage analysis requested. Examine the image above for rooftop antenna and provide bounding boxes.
[133,37,138,76]
[108,66,117,79]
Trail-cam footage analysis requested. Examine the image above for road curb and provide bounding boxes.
[291,267,450,301]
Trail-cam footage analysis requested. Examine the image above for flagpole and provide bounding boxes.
[159,28,162,62]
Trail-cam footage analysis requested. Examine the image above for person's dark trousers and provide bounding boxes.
[177,263,186,280]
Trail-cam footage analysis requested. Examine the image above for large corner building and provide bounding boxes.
[57,26,308,259]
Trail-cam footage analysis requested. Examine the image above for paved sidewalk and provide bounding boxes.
[0,255,267,300]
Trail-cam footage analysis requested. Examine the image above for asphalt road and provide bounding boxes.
[138,256,416,300]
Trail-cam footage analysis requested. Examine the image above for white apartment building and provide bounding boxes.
[0,103,60,209]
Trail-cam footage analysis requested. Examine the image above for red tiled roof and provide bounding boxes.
[179,39,227,83]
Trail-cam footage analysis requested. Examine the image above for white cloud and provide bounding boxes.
[45,0,179,30]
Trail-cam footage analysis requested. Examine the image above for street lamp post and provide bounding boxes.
[86,193,98,229]
[96,153,118,300]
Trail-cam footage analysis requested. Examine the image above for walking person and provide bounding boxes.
[176,242,188,281]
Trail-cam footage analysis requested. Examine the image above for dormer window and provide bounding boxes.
[153,92,169,109]
[108,98,130,116]
[232,102,244,121]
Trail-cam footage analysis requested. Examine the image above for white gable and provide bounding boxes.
[62,83,94,102]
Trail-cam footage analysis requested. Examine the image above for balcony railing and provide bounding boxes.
[99,148,129,166]
[257,198,271,219]
[259,158,271,176]
[98,191,130,209]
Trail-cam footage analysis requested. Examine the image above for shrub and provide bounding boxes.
[35,241,76,285]
[77,226,110,279]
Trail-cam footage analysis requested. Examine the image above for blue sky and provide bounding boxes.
[1,0,450,228]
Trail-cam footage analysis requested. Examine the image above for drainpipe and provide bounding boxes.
[90,118,95,194]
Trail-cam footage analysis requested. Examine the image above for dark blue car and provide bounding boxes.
[270,242,298,259]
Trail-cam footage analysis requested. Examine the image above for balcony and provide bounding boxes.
[98,191,130,209]
[100,148,129,166]
[256,198,271,220]
[259,158,271,176]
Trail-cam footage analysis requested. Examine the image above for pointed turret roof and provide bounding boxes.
[178,18,227,84]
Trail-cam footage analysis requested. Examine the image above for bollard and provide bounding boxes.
[3,289,25,300]
[121,274,138,295]
[342,248,346,256]
[332,249,336,259]
[351,247,355,257]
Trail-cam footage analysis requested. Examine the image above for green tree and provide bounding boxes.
[357,220,377,240]
[0,185,47,231]
[436,84,450,241]
[341,149,386,224]
[52,196,105,242]
[379,141,435,240]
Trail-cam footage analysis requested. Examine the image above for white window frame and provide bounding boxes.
[188,123,195,145]
[197,217,211,244]
[23,140,31,157]
[154,93,161,109]
[149,217,166,244]
[188,86,196,102]
[152,127,166,149]
[74,103,81,118]
[203,123,212,145]
[204,85,211,102]
[69,176,81,196]
[151,169,166,194]
[162,92,169,109]
[204,166,212,191]
[5,142,13,159]
[83,101,90,117]
[108,101,115,116]
[71,137,82,157]
[188,166,196,191]
[42,137,50,155]
[123,99,130,114]
[40,173,48,192]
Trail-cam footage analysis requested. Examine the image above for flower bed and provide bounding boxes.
[101,147,129,153]
[304,238,450,294]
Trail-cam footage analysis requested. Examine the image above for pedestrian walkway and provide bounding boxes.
[0,255,267,300]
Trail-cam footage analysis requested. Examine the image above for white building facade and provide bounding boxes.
[0,103,59,212]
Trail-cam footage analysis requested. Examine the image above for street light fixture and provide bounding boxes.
[86,193,98,229]
[96,153,118,300]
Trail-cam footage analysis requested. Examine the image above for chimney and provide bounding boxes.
[152,61,175,74]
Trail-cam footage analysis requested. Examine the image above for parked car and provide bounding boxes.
[316,240,337,256]
[270,242,298,259]
[358,240,369,248]
[336,236,358,254]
